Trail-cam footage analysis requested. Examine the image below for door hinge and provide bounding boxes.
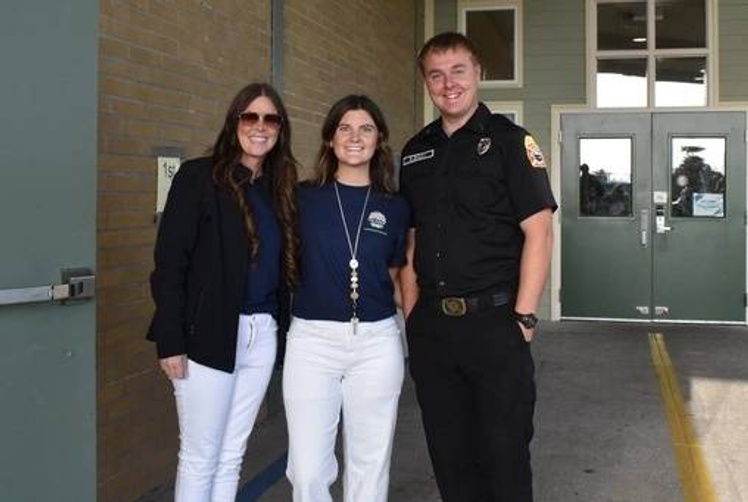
[654,306,669,316]
[558,130,563,144]
[744,293,747,307]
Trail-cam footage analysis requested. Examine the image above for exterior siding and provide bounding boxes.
[719,0,748,101]
[97,1,417,500]
[432,0,586,139]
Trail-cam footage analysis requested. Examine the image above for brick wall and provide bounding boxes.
[98,1,272,499]
[97,1,418,500]
[283,0,418,176]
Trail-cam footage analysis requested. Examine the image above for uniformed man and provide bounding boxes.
[399,32,557,502]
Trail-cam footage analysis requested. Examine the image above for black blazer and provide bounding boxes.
[147,157,289,373]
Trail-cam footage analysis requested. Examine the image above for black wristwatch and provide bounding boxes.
[513,311,538,330]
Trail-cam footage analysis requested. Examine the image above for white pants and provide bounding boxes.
[283,316,405,502]
[173,313,277,502]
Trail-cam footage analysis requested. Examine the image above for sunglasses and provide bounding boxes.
[237,111,283,129]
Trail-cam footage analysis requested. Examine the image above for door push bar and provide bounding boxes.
[0,267,95,306]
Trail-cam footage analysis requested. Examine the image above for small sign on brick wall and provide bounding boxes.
[156,156,181,213]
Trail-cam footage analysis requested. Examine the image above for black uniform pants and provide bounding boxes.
[406,299,535,502]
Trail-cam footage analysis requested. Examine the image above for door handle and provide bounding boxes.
[654,203,672,234]
[0,267,95,306]
[655,214,672,234]
[640,209,649,247]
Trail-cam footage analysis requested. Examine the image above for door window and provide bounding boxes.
[579,137,633,217]
[670,137,726,217]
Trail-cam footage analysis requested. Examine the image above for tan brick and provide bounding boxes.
[95,261,153,286]
[96,281,150,305]
[98,210,155,231]
[98,171,153,192]
[99,192,154,213]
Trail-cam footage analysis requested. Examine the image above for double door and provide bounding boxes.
[561,112,746,322]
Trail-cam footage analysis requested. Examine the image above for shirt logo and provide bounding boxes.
[524,135,547,168]
[365,211,387,235]
[477,137,491,156]
[402,149,434,166]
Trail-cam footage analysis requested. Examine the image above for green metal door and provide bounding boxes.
[0,1,98,500]
[652,112,746,322]
[561,113,653,319]
[561,111,746,323]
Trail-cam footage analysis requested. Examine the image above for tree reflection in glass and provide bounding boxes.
[670,138,726,218]
[579,138,633,217]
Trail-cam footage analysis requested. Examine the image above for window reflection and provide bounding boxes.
[579,138,633,217]
[597,59,647,108]
[593,0,710,108]
[655,0,706,49]
[597,2,647,51]
[671,137,726,217]
[655,57,707,107]
[465,8,516,82]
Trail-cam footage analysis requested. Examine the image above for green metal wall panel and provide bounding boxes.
[0,0,98,499]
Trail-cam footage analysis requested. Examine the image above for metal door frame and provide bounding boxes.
[550,106,748,323]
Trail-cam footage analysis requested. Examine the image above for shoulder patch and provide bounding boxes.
[524,135,546,168]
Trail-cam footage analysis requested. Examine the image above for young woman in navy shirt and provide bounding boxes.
[283,95,409,502]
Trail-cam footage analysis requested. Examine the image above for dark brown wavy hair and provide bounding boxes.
[211,82,300,286]
[312,94,396,194]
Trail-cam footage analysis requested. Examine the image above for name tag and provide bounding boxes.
[402,149,434,166]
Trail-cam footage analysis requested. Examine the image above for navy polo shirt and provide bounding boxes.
[241,174,281,316]
[293,182,409,322]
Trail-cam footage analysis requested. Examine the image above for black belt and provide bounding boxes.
[433,289,513,317]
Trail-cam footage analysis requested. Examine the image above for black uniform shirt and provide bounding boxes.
[399,103,557,297]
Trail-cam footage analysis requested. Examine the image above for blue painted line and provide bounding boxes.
[236,451,288,501]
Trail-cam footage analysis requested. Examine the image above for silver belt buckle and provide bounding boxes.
[441,297,467,316]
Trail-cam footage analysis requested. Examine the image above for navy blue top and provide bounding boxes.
[241,174,281,316]
[293,182,410,322]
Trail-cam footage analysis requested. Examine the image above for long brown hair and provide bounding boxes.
[211,82,300,286]
[312,94,396,194]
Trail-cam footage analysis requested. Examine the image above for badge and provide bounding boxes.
[476,137,491,156]
[402,149,434,166]
[368,211,386,230]
[524,135,546,168]
[365,211,388,235]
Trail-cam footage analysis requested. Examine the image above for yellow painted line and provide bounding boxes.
[648,332,717,502]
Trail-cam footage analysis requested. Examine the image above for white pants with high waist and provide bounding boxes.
[283,316,405,502]
[173,313,277,502]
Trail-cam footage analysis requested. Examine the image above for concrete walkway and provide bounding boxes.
[142,321,748,501]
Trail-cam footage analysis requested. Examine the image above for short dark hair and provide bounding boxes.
[416,32,481,75]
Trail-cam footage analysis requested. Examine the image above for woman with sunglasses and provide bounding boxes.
[283,95,409,502]
[147,82,299,502]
